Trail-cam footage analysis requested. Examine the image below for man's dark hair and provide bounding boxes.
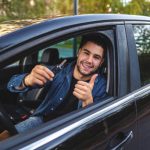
[79,33,107,53]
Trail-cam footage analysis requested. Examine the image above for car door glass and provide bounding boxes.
[133,25,150,86]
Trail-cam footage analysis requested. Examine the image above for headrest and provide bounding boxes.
[19,53,38,72]
[42,48,59,65]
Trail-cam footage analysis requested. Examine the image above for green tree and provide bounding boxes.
[55,0,73,15]
[79,0,124,14]
[0,0,58,21]
[124,1,142,14]
[124,0,150,16]
[0,0,150,22]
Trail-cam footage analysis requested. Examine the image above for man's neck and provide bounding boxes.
[73,65,91,81]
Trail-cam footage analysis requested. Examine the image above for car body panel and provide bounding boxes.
[0,14,149,149]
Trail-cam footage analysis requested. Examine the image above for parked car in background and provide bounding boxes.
[0,14,150,150]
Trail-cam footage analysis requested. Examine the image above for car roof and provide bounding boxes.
[0,14,150,51]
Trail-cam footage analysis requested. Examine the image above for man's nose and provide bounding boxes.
[87,55,93,63]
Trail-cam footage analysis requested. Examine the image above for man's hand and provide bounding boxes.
[24,65,54,87]
[73,74,98,107]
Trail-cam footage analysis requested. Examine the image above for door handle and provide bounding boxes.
[111,131,133,150]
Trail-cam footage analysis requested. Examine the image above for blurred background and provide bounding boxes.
[0,0,150,35]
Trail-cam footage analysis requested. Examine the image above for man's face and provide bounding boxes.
[76,41,104,77]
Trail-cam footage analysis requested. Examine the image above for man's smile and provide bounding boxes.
[81,61,94,72]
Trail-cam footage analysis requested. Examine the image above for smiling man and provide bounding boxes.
[73,40,105,107]
[6,33,107,133]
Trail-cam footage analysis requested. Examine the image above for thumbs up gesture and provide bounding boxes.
[73,74,98,107]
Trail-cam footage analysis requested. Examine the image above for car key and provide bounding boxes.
[38,59,67,87]
[50,59,67,74]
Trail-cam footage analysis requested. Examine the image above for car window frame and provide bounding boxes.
[0,22,121,148]
[125,21,150,89]
[132,23,150,86]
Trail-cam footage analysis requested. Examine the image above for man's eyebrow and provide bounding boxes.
[83,48,90,52]
[83,48,102,59]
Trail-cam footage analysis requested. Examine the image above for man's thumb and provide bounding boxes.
[89,74,98,89]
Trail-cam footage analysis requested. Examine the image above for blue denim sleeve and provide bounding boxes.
[93,78,107,103]
[7,73,30,93]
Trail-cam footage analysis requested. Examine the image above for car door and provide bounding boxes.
[36,24,138,150]
[0,22,138,150]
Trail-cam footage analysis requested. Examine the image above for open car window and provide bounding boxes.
[0,29,116,142]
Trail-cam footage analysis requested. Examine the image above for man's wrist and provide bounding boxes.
[14,74,29,90]
[82,97,93,107]
[22,74,28,87]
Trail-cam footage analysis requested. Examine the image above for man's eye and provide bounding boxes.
[84,52,89,55]
[94,56,101,60]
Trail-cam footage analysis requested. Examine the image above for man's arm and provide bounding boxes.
[7,65,54,93]
[7,74,30,93]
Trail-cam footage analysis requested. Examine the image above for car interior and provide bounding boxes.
[0,32,113,138]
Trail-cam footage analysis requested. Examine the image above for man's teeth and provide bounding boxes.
[82,63,92,69]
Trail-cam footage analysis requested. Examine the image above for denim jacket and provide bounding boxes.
[7,62,106,116]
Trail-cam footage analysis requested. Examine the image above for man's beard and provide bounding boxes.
[76,63,99,77]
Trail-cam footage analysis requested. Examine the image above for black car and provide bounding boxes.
[0,14,150,150]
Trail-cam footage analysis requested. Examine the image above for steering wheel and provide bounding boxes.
[0,102,18,135]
